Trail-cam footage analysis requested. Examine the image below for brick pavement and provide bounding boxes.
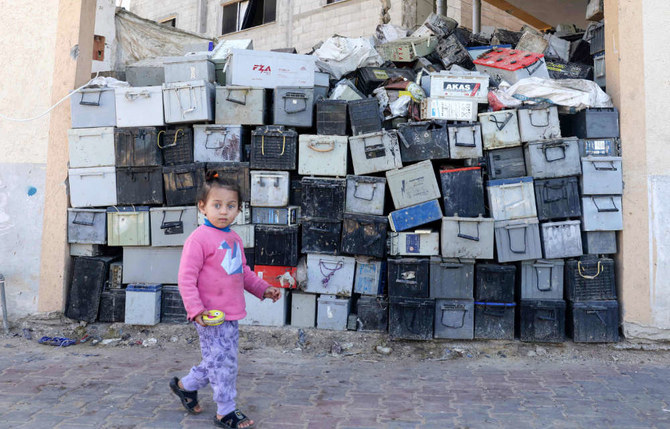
[0,332,669,429]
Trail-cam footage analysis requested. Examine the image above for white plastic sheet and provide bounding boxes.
[375,24,409,45]
[499,77,613,112]
[313,36,384,79]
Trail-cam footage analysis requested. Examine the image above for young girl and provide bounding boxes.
[170,172,280,429]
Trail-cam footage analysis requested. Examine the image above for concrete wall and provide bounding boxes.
[448,0,528,31]
[92,0,118,73]
[0,1,59,318]
[130,0,200,33]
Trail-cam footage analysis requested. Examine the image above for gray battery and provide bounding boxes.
[540,220,583,259]
[524,137,581,179]
[479,110,521,150]
[581,196,623,231]
[150,206,199,247]
[251,206,300,225]
[440,216,494,260]
[448,123,483,159]
[163,55,215,83]
[349,130,403,175]
[494,217,543,263]
[193,125,248,163]
[273,87,314,127]
[580,157,623,195]
[215,86,266,125]
[70,87,116,129]
[386,160,441,209]
[345,175,386,215]
[582,231,617,254]
[162,80,215,124]
[434,299,474,339]
[520,259,565,300]
[429,257,475,299]
[517,106,561,142]
[67,209,107,244]
[317,295,351,331]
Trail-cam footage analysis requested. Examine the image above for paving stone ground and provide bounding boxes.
[1,329,669,429]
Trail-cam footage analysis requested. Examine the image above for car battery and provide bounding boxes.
[479,110,522,150]
[108,261,123,289]
[254,225,299,266]
[387,231,439,257]
[546,60,593,80]
[340,213,387,258]
[356,296,389,332]
[125,57,166,87]
[68,167,117,208]
[386,160,441,209]
[354,67,416,95]
[448,123,483,159]
[494,217,543,263]
[98,289,126,323]
[349,130,403,175]
[193,125,248,163]
[348,98,383,135]
[387,257,430,298]
[158,126,194,165]
[388,200,443,232]
[581,157,623,195]
[377,36,438,63]
[517,106,561,142]
[305,253,356,296]
[534,177,581,221]
[114,86,165,128]
[353,258,386,296]
[568,300,619,343]
[433,299,474,339]
[164,55,215,83]
[150,206,198,247]
[160,285,188,323]
[69,244,104,257]
[578,138,620,157]
[240,289,288,327]
[316,99,348,135]
[231,224,255,248]
[317,295,350,331]
[540,220,583,259]
[396,121,450,163]
[162,163,205,207]
[440,216,494,260]
[67,209,107,244]
[593,52,606,88]
[475,263,516,302]
[524,137,581,179]
[487,177,537,221]
[225,49,316,88]
[429,71,489,103]
[301,177,346,220]
[107,206,151,247]
[581,196,623,231]
[215,86,266,125]
[474,302,516,340]
[252,206,299,225]
[254,265,298,288]
[429,257,474,300]
[250,126,297,170]
[582,231,617,255]
[301,217,341,255]
[206,162,251,202]
[485,146,526,180]
[389,297,435,340]
[473,48,549,84]
[162,80,215,124]
[440,167,485,218]
[250,170,289,207]
[519,299,566,343]
[586,0,604,21]
[420,97,478,122]
[70,86,116,129]
[273,87,314,128]
[290,291,317,328]
[298,135,348,176]
[520,259,565,300]
[345,175,386,215]
[68,127,116,168]
[314,71,329,101]
[65,256,117,322]
[124,284,162,326]
[122,247,181,285]
[589,22,605,55]
[114,127,163,167]
[116,166,164,205]
[434,33,474,70]
[565,256,616,302]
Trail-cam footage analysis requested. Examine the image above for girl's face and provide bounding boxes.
[198,187,240,229]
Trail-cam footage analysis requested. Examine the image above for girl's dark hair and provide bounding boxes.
[196,170,241,204]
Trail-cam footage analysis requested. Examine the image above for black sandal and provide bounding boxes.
[213,409,256,429]
[169,377,201,414]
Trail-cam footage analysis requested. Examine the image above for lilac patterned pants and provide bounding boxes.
[181,321,239,416]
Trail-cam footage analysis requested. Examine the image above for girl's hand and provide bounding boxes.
[263,287,281,302]
[194,312,207,327]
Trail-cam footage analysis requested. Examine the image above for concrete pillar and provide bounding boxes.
[37,0,96,312]
[605,0,670,340]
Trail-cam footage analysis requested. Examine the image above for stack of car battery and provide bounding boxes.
[65,13,623,342]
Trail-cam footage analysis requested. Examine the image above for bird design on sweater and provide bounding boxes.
[218,240,244,275]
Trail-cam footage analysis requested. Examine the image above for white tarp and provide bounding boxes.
[114,9,214,71]
[499,77,613,112]
[313,36,383,79]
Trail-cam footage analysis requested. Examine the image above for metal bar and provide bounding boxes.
[473,0,481,34]
[0,274,8,334]
[436,0,446,17]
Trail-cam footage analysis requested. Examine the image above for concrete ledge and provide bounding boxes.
[623,321,670,342]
